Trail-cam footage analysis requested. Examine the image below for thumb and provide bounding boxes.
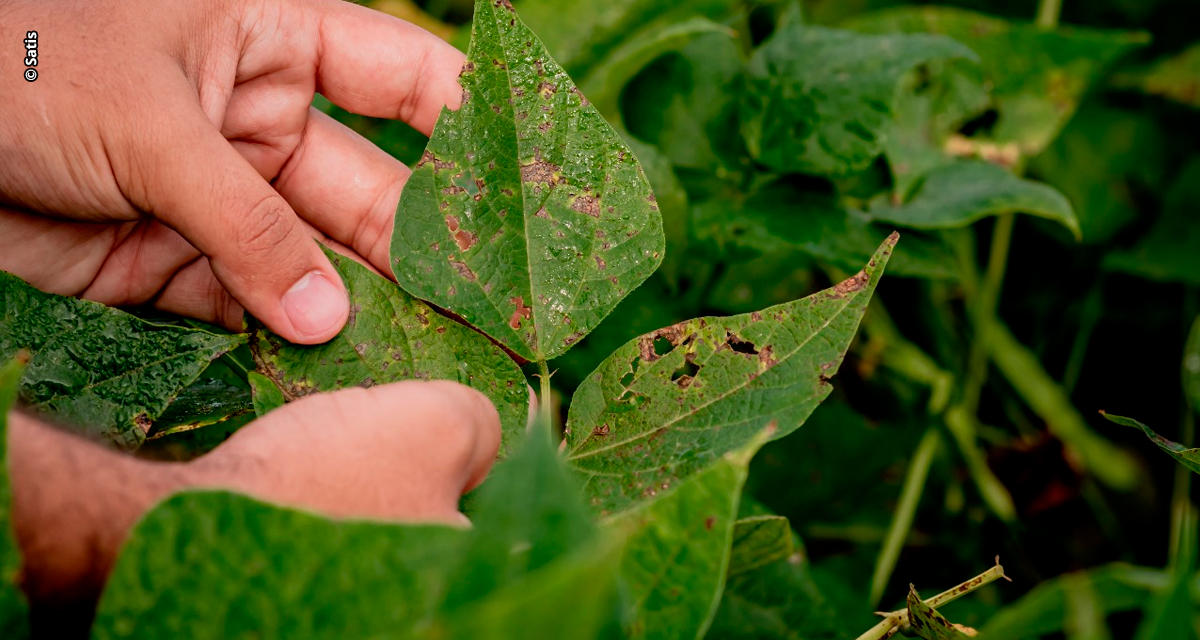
[125,111,349,344]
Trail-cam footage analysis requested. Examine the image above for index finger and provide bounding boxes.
[307,0,466,135]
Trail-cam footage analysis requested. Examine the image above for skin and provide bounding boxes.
[0,0,503,627]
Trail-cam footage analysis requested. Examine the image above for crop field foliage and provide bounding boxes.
[3,0,1200,637]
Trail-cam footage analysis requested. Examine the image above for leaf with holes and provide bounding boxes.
[390,0,665,362]
[252,248,529,453]
[0,271,245,449]
[564,234,896,514]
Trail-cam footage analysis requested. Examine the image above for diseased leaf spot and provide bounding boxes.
[592,424,610,437]
[571,87,589,106]
[509,296,532,329]
[724,331,760,356]
[570,193,601,218]
[521,151,562,185]
[833,270,869,295]
[595,255,606,270]
[449,258,477,281]
[538,81,557,98]
[445,215,479,251]
[671,354,701,389]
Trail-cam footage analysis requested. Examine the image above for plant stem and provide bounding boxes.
[963,214,1015,417]
[855,561,1009,640]
[869,427,942,607]
[1036,0,1063,28]
[537,359,554,439]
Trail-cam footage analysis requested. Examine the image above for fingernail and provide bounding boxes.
[282,271,347,339]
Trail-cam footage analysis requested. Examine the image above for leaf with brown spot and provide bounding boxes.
[252,248,529,454]
[391,0,664,362]
[565,235,895,514]
[907,585,978,639]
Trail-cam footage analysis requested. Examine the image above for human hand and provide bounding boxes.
[11,380,499,626]
[0,0,465,344]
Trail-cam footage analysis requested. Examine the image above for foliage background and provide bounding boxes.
[4,0,1200,636]
[325,0,1200,636]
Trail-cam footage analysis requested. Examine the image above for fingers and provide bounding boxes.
[273,109,409,273]
[125,102,349,345]
[306,0,466,134]
[195,380,502,523]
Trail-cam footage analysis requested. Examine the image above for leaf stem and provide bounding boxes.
[537,359,554,440]
[869,427,941,607]
[1036,0,1063,28]
[855,561,1009,640]
[963,214,1014,417]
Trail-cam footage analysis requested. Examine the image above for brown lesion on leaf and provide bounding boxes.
[347,303,361,326]
[570,193,601,218]
[595,255,606,270]
[445,215,479,251]
[134,413,152,434]
[571,87,590,106]
[538,81,557,99]
[493,0,514,11]
[534,206,549,219]
[832,270,869,296]
[460,61,476,74]
[416,151,455,171]
[592,424,610,437]
[449,258,477,282]
[637,322,694,363]
[758,345,777,368]
[442,185,467,196]
[508,296,532,329]
[538,120,553,133]
[563,330,585,347]
[521,149,562,185]
[501,188,514,197]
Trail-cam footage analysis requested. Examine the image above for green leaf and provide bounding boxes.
[690,181,957,280]
[579,18,732,125]
[728,516,794,577]
[870,160,1080,239]
[623,31,746,172]
[391,0,665,362]
[623,138,690,294]
[0,271,245,449]
[150,378,253,436]
[709,544,847,640]
[252,248,529,454]
[247,371,285,418]
[1184,316,1200,410]
[443,426,595,609]
[96,429,622,639]
[1134,572,1198,640]
[611,427,771,640]
[884,62,991,196]
[1104,158,1200,286]
[514,0,738,76]
[845,6,1147,156]
[740,24,975,176]
[1128,43,1200,109]
[0,357,29,638]
[1101,413,1200,475]
[906,586,976,639]
[565,234,896,514]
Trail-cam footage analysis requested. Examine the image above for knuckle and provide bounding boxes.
[234,195,296,259]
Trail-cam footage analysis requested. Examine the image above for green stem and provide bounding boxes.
[869,427,942,607]
[963,214,1015,417]
[537,359,554,439]
[1036,0,1063,28]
